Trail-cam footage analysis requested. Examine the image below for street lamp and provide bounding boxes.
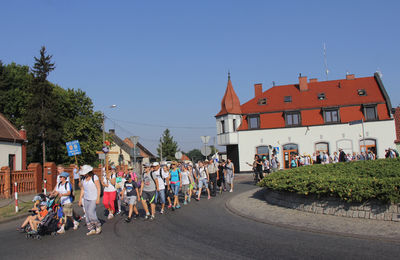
[102,105,117,165]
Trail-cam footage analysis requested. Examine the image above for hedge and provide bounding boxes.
[258,158,400,203]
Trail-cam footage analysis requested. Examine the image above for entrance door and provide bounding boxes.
[360,139,376,154]
[8,154,15,171]
[282,144,298,169]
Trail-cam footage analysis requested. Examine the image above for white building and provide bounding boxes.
[216,73,396,172]
[0,113,27,171]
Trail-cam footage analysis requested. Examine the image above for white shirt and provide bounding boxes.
[56,181,72,205]
[103,173,116,192]
[154,169,166,190]
[83,175,99,200]
[181,171,190,185]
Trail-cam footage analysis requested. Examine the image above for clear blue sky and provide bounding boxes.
[1,0,399,155]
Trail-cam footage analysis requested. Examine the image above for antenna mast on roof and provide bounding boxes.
[323,43,329,80]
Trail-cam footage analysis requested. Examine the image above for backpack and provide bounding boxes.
[91,175,104,197]
[58,181,75,202]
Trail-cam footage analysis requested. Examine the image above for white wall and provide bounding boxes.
[0,141,22,171]
[238,120,396,172]
[216,114,242,145]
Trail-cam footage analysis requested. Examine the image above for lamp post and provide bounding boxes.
[102,105,117,165]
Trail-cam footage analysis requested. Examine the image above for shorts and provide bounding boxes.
[171,184,180,196]
[155,190,166,204]
[126,196,137,205]
[62,203,73,217]
[198,179,208,189]
[141,191,156,204]
[226,173,234,184]
[182,184,189,194]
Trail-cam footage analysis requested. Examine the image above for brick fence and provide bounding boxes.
[0,162,122,199]
[264,189,400,222]
[0,163,42,198]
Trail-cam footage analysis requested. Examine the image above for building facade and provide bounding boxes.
[216,73,396,172]
[0,113,27,171]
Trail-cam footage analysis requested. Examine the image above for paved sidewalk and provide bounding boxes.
[226,186,400,243]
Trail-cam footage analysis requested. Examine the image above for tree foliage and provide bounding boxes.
[0,47,103,166]
[157,129,179,161]
[186,149,203,162]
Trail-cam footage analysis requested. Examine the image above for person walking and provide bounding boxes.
[153,162,167,214]
[225,158,235,192]
[53,172,79,234]
[121,174,140,223]
[207,159,218,197]
[180,164,193,205]
[140,163,158,220]
[169,161,182,209]
[73,164,80,190]
[79,165,101,236]
[196,161,211,200]
[217,160,226,194]
[102,166,117,219]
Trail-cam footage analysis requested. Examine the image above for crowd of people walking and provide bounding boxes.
[18,159,236,237]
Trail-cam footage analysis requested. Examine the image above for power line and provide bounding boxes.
[107,116,216,130]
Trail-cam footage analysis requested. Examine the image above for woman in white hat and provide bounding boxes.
[79,165,102,236]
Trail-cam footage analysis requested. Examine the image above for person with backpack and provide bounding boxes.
[152,162,168,214]
[53,172,79,234]
[140,163,159,220]
[79,165,102,236]
[196,161,211,200]
[169,161,182,209]
[101,166,117,220]
[207,159,218,197]
[121,174,140,223]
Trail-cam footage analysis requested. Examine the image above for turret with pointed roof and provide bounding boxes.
[216,73,241,117]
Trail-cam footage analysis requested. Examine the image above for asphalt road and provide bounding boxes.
[1,177,400,260]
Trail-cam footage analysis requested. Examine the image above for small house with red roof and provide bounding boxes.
[0,113,27,171]
[216,73,396,172]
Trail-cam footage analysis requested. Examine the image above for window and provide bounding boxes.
[233,119,236,132]
[221,120,225,133]
[248,115,260,129]
[323,109,339,123]
[285,111,301,126]
[284,96,292,103]
[363,105,377,121]
[256,146,269,155]
[358,89,367,96]
[257,98,267,105]
[315,142,329,154]
[318,93,326,100]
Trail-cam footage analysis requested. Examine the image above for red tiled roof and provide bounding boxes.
[0,113,24,142]
[237,74,392,131]
[216,76,242,117]
[241,76,386,114]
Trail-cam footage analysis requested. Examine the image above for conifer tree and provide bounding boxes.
[157,129,179,161]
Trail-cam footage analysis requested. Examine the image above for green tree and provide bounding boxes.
[24,46,61,163]
[186,149,203,162]
[157,129,179,161]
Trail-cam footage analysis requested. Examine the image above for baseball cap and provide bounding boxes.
[143,163,150,168]
[80,165,93,175]
[152,162,160,167]
[60,172,69,178]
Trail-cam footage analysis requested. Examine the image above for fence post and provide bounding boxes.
[44,180,47,195]
[2,166,11,199]
[14,182,18,213]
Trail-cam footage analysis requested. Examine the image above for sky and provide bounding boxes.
[1,0,399,155]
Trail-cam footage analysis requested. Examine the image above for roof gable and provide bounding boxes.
[0,113,24,142]
[216,75,242,117]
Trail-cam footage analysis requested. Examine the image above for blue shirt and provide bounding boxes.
[169,169,180,184]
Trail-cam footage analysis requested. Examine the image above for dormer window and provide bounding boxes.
[248,115,260,129]
[318,93,326,100]
[284,96,292,103]
[257,98,267,105]
[358,89,367,96]
[363,104,377,121]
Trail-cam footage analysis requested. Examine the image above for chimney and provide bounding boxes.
[19,128,27,170]
[346,74,355,80]
[254,83,262,97]
[299,75,308,91]
[309,78,318,83]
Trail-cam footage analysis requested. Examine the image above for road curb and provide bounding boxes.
[225,188,400,244]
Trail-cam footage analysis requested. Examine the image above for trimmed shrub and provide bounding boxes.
[258,158,400,203]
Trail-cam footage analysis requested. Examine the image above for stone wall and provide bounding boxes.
[264,189,400,222]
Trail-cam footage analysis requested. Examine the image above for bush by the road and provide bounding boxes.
[258,158,400,203]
